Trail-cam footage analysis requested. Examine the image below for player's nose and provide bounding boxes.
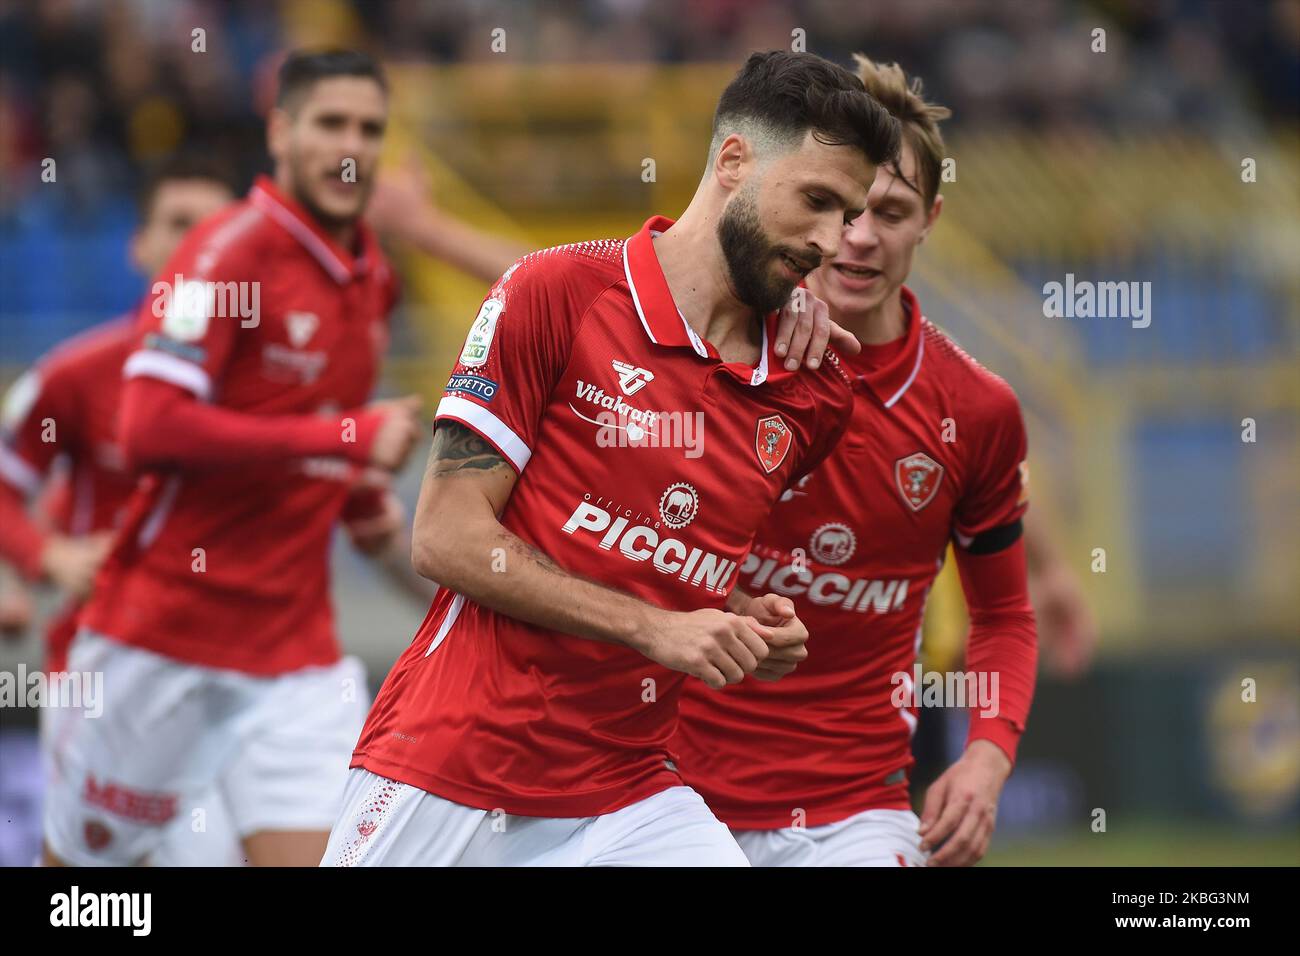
[842,211,880,251]
[338,127,370,166]
[807,218,842,262]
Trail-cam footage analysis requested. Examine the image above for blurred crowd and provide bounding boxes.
[1,0,1296,221]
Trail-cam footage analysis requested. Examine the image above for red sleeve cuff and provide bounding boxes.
[965,715,1023,766]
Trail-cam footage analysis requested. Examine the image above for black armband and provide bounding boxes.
[958,519,1023,555]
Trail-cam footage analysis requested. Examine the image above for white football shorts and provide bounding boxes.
[322,768,750,867]
[732,807,929,866]
[43,629,367,866]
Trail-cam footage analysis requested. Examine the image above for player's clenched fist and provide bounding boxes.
[365,395,423,471]
[637,608,772,689]
[732,592,809,681]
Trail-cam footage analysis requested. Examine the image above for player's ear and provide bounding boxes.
[922,193,944,239]
[266,107,291,163]
[712,133,748,192]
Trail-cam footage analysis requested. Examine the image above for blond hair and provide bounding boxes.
[852,54,951,207]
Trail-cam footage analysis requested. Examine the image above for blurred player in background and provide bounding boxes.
[5,60,522,867]
[40,49,424,868]
[0,157,241,865]
[676,54,1065,866]
[0,150,468,865]
[323,50,899,867]
[0,156,236,676]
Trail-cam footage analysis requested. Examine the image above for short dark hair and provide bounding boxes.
[712,51,900,167]
[136,152,237,220]
[276,48,387,111]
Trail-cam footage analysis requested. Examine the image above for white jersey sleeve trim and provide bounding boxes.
[124,350,213,402]
[435,395,532,473]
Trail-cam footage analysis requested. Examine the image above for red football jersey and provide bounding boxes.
[0,317,138,671]
[673,287,1030,829]
[353,216,855,818]
[80,176,398,675]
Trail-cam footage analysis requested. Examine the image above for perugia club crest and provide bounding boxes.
[895,452,944,511]
[755,414,793,474]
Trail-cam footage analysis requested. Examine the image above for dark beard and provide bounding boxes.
[716,186,803,314]
[286,149,366,239]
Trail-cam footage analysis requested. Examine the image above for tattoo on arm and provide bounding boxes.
[423,422,651,640]
[427,421,510,477]
[507,535,565,577]
[506,530,640,608]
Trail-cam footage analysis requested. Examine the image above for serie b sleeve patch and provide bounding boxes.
[158,278,215,343]
[460,298,504,368]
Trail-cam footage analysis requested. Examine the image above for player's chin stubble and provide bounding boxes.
[287,150,367,232]
[717,186,799,315]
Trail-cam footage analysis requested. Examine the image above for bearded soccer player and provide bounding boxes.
[675,55,1039,867]
[40,50,423,868]
[322,51,900,867]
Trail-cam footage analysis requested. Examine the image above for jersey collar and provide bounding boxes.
[249,175,378,285]
[854,284,925,408]
[623,215,786,387]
